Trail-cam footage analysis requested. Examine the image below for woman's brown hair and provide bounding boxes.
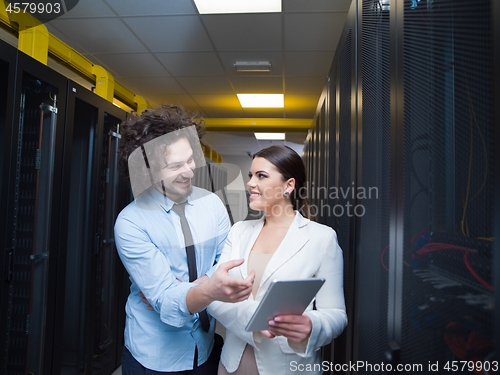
[253,145,315,220]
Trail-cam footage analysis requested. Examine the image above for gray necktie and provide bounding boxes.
[172,203,210,332]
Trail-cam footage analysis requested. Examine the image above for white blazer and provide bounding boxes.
[208,212,347,375]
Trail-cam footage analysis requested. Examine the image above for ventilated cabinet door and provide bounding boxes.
[60,90,100,374]
[3,64,67,375]
[400,0,494,369]
[355,0,391,371]
[90,109,127,375]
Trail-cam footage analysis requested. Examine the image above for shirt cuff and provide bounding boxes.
[287,337,309,354]
[159,282,197,327]
[205,264,217,279]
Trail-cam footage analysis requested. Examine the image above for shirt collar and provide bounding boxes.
[148,186,195,212]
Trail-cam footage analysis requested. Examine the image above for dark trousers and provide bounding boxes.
[122,335,223,375]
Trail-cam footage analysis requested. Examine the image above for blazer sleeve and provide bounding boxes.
[299,228,348,358]
[207,223,260,347]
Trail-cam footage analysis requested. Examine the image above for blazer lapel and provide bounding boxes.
[258,213,310,289]
[238,218,265,279]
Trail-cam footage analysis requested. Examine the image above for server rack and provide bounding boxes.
[0,37,20,375]
[0,39,131,375]
[0,46,68,375]
[192,158,232,223]
[305,0,497,373]
[56,80,103,375]
[55,81,130,375]
[399,0,494,369]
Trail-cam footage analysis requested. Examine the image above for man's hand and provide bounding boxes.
[204,259,255,303]
[186,259,255,314]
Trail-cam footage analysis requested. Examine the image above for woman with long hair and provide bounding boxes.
[208,144,347,375]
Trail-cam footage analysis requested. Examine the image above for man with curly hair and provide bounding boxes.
[114,105,254,374]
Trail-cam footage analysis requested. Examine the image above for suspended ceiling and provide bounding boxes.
[1,0,352,156]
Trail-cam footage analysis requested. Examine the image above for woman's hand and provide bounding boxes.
[264,314,312,343]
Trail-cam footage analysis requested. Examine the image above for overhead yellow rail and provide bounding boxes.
[0,0,149,113]
[203,118,313,132]
[202,143,223,164]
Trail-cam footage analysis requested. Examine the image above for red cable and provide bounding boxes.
[415,243,493,291]
[463,251,493,291]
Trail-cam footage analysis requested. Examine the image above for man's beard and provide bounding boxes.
[160,179,192,201]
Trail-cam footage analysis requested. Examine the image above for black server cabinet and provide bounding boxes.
[0,38,19,375]
[57,81,102,375]
[0,49,68,375]
[56,81,130,375]
[399,0,494,369]
[0,41,17,324]
[332,5,358,369]
[305,0,497,373]
[93,101,129,375]
[356,0,391,369]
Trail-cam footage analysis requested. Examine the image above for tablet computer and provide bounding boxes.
[245,279,325,332]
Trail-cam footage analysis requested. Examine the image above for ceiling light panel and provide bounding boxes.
[254,133,285,140]
[234,61,271,72]
[237,94,284,108]
[194,0,281,14]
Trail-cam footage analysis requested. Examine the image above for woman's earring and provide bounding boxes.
[284,191,289,196]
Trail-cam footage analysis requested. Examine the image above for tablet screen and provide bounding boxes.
[245,279,325,332]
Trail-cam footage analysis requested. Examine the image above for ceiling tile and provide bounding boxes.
[123,16,213,52]
[93,53,170,77]
[46,22,87,52]
[285,107,316,118]
[285,76,327,95]
[284,13,347,50]
[176,77,233,94]
[146,94,200,108]
[202,13,282,51]
[284,51,335,76]
[192,94,240,108]
[155,52,224,76]
[59,0,116,18]
[218,51,283,76]
[106,0,197,16]
[284,0,352,12]
[123,77,187,96]
[284,93,320,118]
[230,76,283,93]
[49,18,148,53]
[285,94,321,107]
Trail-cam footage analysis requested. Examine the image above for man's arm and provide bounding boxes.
[115,210,197,327]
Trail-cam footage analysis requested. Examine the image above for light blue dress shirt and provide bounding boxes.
[114,186,230,372]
